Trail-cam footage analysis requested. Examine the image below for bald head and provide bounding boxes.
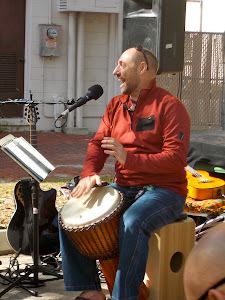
[184,223,225,300]
[113,47,159,100]
[128,46,159,75]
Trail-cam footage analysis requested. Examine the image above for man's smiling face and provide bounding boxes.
[113,48,141,98]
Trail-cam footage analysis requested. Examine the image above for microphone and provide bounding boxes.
[58,84,103,118]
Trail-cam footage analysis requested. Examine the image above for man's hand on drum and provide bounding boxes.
[101,137,127,165]
[71,174,102,198]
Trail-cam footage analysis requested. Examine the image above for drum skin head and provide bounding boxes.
[61,186,120,228]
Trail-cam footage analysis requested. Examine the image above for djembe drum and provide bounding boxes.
[59,186,149,300]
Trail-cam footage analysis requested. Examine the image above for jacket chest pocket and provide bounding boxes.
[136,115,155,132]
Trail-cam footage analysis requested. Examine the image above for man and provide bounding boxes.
[59,46,190,300]
[184,223,225,300]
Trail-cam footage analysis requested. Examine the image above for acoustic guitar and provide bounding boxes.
[185,165,225,200]
[7,102,59,255]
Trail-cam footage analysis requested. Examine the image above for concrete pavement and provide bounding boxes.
[0,254,110,299]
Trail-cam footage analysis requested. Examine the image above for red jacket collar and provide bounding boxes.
[119,78,156,104]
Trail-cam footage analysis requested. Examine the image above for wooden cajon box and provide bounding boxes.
[144,217,195,300]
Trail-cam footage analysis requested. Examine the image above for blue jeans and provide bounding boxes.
[59,184,185,300]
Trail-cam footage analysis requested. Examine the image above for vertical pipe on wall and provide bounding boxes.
[67,12,76,129]
[114,9,123,96]
[107,14,116,104]
[76,12,85,128]
[24,0,33,99]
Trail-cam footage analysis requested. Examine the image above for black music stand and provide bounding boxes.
[0,134,63,297]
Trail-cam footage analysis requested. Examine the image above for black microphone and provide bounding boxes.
[58,84,103,118]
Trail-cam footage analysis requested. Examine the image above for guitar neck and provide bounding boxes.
[185,165,202,178]
[185,165,211,182]
[30,124,37,149]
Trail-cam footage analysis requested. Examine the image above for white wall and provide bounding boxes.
[25,0,69,131]
[82,13,112,132]
[24,0,121,133]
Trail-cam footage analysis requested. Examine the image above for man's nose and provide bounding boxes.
[113,65,119,75]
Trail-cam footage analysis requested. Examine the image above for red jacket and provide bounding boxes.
[81,79,190,197]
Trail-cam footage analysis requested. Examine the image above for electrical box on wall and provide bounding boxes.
[39,24,62,57]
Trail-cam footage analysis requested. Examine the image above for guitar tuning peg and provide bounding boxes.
[36,112,39,115]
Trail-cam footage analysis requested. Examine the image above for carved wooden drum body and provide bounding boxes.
[59,186,125,260]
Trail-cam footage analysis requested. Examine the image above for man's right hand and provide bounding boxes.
[70,174,102,198]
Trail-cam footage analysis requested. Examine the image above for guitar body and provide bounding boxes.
[7,179,59,255]
[186,169,225,200]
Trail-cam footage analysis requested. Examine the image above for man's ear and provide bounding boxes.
[139,62,147,74]
[208,288,225,300]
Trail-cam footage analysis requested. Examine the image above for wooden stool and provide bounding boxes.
[144,217,195,300]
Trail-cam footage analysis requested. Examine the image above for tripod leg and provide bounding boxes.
[0,267,37,297]
[0,273,37,297]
